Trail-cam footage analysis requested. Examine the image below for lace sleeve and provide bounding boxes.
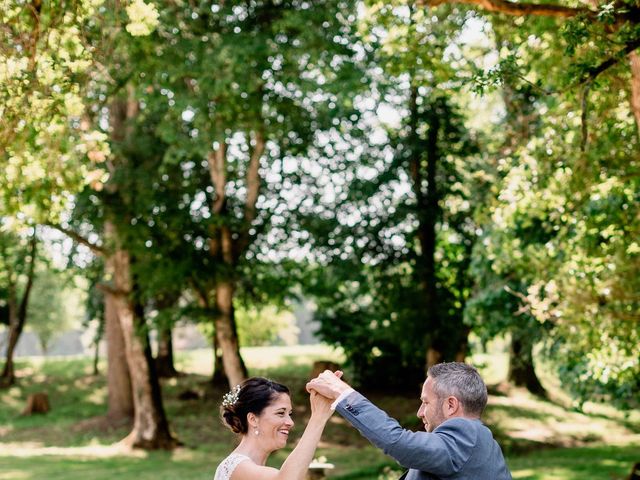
[214,453,251,480]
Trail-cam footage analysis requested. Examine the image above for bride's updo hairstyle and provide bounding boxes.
[220,377,290,434]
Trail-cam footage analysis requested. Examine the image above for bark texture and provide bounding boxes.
[104,226,134,424]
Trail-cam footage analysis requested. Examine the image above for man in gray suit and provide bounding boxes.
[306,362,512,480]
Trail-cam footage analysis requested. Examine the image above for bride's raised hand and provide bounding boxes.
[309,390,333,422]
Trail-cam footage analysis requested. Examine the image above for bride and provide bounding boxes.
[214,376,334,480]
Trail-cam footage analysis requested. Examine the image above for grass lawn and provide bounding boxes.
[0,345,638,480]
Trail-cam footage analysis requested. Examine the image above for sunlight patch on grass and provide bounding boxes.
[512,469,536,478]
[177,344,344,376]
[242,344,345,369]
[0,442,149,459]
[0,387,24,414]
[485,387,638,446]
[85,386,107,405]
[511,467,579,480]
[170,447,198,461]
[0,470,30,479]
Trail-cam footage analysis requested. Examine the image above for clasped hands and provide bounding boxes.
[306,369,351,402]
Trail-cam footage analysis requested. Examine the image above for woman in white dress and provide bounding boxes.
[214,376,334,480]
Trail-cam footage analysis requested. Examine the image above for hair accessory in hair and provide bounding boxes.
[222,384,241,408]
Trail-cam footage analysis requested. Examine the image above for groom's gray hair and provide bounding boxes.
[427,362,488,416]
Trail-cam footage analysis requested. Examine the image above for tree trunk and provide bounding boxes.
[106,90,177,449]
[214,280,247,388]
[93,334,101,376]
[211,333,228,386]
[422,105,443,369]
[407,86,444,371]
[0,232,37,387]
[206,129,264,389]
[453,245,474,363]
[92,314,104,376]
[1,310,20,386]
[629,51,640,136]
[426,347,442,370]
[103,298,133,421]
[104,222,134,423]
[508,333,546,396]
[113,249,177,449]
[453,325,472,363]
[155,325,178,378]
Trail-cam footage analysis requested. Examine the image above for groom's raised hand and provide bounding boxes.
[306,369,351,400]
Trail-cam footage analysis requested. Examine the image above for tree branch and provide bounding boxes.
[420,0,640,27]
[45,223,106,256]
[580,81,591,152]
[419,0,591,18]
[207,139,227,259]
[95,282,128,297]
[236,129,265,258]
[189,279,210,309]
[208,141,227,216]
[243,130,265,226]
[577,36,640,86]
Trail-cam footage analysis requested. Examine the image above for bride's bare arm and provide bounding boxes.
[231,391,333,480]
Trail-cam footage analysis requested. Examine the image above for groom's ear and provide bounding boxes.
[444,396,461,417]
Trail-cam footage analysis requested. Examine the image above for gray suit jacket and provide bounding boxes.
[335,391,512,480]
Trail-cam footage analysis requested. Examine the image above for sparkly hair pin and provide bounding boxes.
[222,384,241,408]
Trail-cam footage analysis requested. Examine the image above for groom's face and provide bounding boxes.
[417,377,446,432]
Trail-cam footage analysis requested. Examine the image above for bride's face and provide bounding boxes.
[255,393,294,450]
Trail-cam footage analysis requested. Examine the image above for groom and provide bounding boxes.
[306,362,512,480]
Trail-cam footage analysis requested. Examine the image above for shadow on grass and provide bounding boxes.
[488,403,559,422]
[540,394,640,435]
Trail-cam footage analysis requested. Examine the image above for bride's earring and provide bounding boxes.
[254,428,259,436]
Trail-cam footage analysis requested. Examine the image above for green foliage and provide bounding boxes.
[310,264,427,389]
[0,225,38,315]
[0,0,109,221]
[469,92,639,406]
[236,305,299,347]
[27,270,86,354]
[305,3,483,388]
[197,303,298,347]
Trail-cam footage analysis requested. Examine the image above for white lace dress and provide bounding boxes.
[214,452,252,480]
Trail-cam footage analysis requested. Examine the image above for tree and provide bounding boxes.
[418,0,640,135]
[303,2,481,387]
[466,55,639,404]
[123,0,365,388]
[45,1,181,447]
[0,226,37,386]
[60,90,179,447]
[0,0,109,221]
[1,0,108,387]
